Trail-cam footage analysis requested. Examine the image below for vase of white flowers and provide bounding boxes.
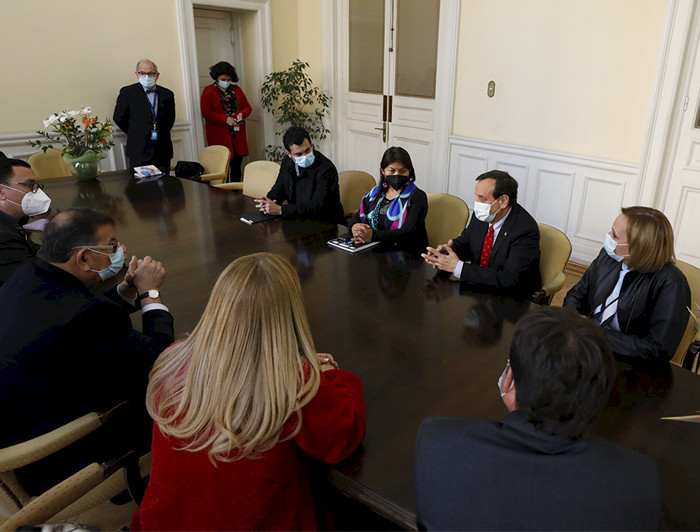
[29,107,115,181]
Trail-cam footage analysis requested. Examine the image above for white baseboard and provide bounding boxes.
[447,137,639,265]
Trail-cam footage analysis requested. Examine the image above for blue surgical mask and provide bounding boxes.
[218,80,231,90]
[139,76,156,89]
[294,150,315,168]
[89,246,125,281]
[603,233,629,262]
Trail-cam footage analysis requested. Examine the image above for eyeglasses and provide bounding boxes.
[4,181,45,193]
[136,71,158,78]
[73,239,121,254]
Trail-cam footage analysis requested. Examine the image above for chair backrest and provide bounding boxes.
[673,260,700,365]
[338,170,376,216]
[242,160,280,198]
[537,223,572,302]
[27,149,72,179]
[199,145,230,184]
[425,193,470,248]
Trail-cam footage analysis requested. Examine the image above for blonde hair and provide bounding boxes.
[622,206,675,273]
[146,252,321,462]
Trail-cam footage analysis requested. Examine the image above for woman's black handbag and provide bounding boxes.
[175,161,205,181]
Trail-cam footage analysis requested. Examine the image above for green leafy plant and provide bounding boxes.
[28,107,115,166]
[260,60,331,162]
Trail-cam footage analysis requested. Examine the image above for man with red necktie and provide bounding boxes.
[423,170,541,299]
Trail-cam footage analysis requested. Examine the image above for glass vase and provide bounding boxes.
[69,159,101,181]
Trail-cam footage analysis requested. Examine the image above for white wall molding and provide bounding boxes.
[1,122,196,171]
[448,136,639,265]
[637,0,696,207]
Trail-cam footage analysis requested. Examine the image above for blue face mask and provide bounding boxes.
[139,76,156,89]
[89,246,125,281]
[294,150,315,168]
[218,80,231,90]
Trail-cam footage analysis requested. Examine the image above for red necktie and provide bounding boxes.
[480,225,494,267]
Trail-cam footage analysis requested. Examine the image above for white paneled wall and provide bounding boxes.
[447,137,639,265]
[0,122,197,172]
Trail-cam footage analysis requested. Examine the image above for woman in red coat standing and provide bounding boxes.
[200,61,252,182]
[131,252,366,531]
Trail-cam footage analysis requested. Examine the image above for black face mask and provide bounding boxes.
[385,174,410,191]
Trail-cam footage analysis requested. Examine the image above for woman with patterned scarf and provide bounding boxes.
[200,61,252,182]
[348,147,429,256]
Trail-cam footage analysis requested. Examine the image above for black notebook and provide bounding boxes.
[327,233,381,254]
[240,212,280,225]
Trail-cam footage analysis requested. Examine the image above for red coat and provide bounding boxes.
[200,83,252,158]
[131,369,365,531]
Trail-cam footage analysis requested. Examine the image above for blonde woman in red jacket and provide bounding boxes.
[131,252,365,531]
[200,61,252,182]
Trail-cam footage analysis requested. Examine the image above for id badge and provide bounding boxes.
[151,129,159,140]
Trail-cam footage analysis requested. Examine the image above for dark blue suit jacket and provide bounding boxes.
[415,412,663,531]
[113,82,176,167]
[452,203,541,298]
[0,260,174,491]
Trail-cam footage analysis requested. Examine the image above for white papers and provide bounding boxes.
[133,165,163,179]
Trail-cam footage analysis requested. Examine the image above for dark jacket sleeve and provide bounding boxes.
[562,255,599,313]
[294,369,365,464]
[372,189,428,250]
[159,88,176,132]
[458,219,540,291]
[451,222,476,263]
[267,166,288,203]
[0,235,38,287]
[113,87,130,133]
[603,267,691,361]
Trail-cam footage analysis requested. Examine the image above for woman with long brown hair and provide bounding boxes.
[564,206,690,361]
[131,253,365,531]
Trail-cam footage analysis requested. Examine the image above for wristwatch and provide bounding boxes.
[136,289,160,307]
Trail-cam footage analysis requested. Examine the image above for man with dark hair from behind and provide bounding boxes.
[255,126,344,224]
[0,158,50,286]
[415,306,662,531]
[0,207,174,495]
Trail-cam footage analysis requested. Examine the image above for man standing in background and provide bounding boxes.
[114,59,176,171]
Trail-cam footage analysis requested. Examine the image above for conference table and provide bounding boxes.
[41,171,700,530]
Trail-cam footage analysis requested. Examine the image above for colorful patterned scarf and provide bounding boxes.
[359,182,418,231]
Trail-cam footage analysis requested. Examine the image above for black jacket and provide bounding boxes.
[0,260,174,492]
[451,203,541,298]
[0,210,38,287]
[415,412,662,531]
[563,249,690,361]
[113,82,176,167]
[267,150,344,224]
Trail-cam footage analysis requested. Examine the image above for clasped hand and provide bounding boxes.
[421,239,460,273]
[120,255,166,299]
[255,196,281,216]
[350,223,373,244]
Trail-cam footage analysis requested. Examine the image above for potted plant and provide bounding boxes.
[29,107,115,180]
[260,60,331,162]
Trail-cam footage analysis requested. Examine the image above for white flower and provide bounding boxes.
[80,106,92,115]
[42,114,60,127]
[66,110,80,118]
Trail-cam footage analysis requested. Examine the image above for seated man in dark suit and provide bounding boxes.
[414,306,662,531]
[422,170,541,299]
[254,126,344,224]
[0,207,174,494]
[0,158,50,286]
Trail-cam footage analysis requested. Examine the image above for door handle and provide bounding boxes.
[375,123,386,143]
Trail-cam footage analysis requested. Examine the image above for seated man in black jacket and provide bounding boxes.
[564,206,690,361]
[0,207,174,494]
[255,126,344,224]
[0,158,49,286]
[415,306,662,531]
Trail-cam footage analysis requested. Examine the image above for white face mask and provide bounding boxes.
[473,197,502,223]
[603,233,629,262]
[138,76,156,89]
[1,184,52,216]
[497,360,513,398]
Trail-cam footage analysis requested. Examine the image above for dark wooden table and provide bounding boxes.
[42,172,700,530]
